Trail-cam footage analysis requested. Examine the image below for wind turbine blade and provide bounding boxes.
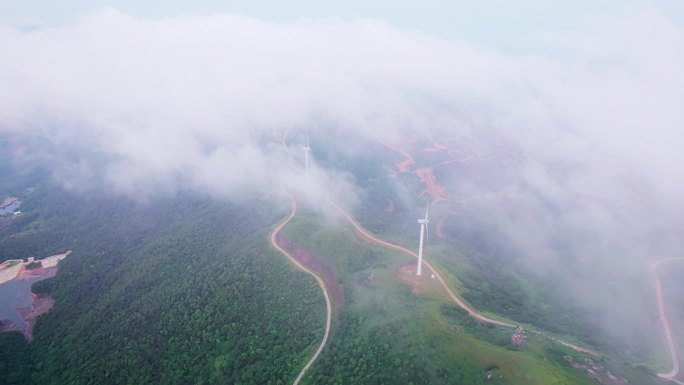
[425,201,429,220]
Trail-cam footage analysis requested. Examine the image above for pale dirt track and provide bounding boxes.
[330,199,513,327]
[270,194,332,385]
[0,260,23,284]
[652,257,684,383]
[330,200,604,356]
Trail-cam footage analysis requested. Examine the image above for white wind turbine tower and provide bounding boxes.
[304,134,311,180]
[416,202,430,276]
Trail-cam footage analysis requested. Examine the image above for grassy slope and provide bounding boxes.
[304,132,664,383]
[282,212,601,385]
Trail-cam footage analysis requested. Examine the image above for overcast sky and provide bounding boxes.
[3,1,683,50]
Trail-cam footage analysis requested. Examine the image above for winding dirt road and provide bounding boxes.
[275,131,594,382]
[270,194,332,385]
[652,257,684,383]
[329,200,513,327]
[330,200,605,357]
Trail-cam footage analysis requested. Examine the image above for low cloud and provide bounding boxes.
[1,6,683,350]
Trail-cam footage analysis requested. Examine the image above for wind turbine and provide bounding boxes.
[304,134,311,180]
[416,202,429,276]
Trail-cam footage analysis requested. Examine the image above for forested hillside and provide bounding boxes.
[0,134,664,385]
[0,183,325,385]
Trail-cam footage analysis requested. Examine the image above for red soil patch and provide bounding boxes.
[277,235,345,319]
[384,135,514,226]
[396,149,415,173]
[395,260,441,295]
[384,142,415,175]
[415,167,447,202]
[16,265,57,281]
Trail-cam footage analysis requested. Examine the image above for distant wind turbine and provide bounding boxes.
[416,201,429,276]
[304,134,311,181]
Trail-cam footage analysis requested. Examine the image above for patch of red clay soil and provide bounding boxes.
[395,260,441,295]
[16,265,57,281]
[396,149,415,173]
[277,235,345,318]
[384,142,415,176]
[415,167,447,202]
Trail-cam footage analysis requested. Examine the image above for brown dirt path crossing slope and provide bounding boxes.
[329,199,513,327]
[270,194,332,385]
[330,199,601,356]
[652,257,684,384]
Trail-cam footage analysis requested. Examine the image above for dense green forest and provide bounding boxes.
[0,134,664,385]
[0,182,325,384]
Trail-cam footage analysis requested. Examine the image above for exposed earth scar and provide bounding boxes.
[0,251,70,340]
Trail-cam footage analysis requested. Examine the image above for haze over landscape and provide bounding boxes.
[1,2,683,384]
